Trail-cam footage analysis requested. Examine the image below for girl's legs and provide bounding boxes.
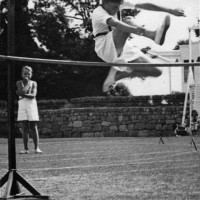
[30,121,42,153]
[20,121,29,153]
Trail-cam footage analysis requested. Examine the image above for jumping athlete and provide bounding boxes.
[92,0,185,92]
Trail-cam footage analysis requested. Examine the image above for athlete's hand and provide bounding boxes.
[135,26,145,36]
[170,8,186,17]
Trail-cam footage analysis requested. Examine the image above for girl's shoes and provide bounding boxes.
[19,149,43,154]
[34,148,43,154]
[19,150,29,154]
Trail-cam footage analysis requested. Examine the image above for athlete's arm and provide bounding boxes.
[107,17,145,35]
[135,3,185,17]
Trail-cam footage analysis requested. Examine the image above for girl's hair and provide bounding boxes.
[22,66,33,74]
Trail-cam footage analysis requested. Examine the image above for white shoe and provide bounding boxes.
[34,148,43,154]
[19,150,29,154]
[154,15,170,45]
[102,67,118,92]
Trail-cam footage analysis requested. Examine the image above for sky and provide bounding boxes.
[119,0,200,96]
[28,0,200,96]
[28,0,200,49]
[133,0,200,49]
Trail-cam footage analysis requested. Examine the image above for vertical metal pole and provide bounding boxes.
[189,28,192,134]
[7,0,16,170]
[181,29,191,125]
[1,0,50,198]
[169,67,172,93]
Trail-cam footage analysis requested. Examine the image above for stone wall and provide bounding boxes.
[0,95,186,138]
[0,106,182,138]
[40,106,182,137]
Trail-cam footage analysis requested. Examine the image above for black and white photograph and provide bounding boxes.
[0,0,200,199]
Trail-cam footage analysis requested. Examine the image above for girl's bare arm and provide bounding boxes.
[22,81,37,99]
[16,81,30,96]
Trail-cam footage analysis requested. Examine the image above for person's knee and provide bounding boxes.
[29,122,37,131]
[22,121,29,131]
[123,16,135,25]
[130,56,162,77]
[113,27,129,39]
[154,68,162,77]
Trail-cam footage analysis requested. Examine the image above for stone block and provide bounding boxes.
[118,115,123,121]
[72,127,81,133]
[166,119,175,124]
[71,132,82,137]
[127,131,138,137]
[93,123,102,132]
[156,124,162,130]
[138,130,148,137]
[62,131,71,138]
[115,131,127,137]
[81,127,91,132]
[102,121,110,126]
[103,131,116,137]
[50,131,62,138]
[135,123,145,130]
[128,124,135,131]
[145,123,155,130]
[60,125,70,131]
[82,121,92,127]
[94,132,104,137]
[102,127,109,132]
[73,121,82,128]
[110,126,118,131]
[52,124,60,133]
[119,125,127,132]
[68,122,73,127]
[162,125,167,131]
[71,116,77,121]
[42,128,51,134]
[82,132,94,137]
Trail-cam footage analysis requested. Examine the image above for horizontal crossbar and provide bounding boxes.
[0,55,200,67]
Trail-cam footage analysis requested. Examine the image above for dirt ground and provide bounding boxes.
[0,136,200,200]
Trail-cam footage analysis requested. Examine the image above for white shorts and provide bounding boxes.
[17,98,39,121]
[94,31,144,72]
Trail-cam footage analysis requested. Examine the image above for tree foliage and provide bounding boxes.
[0,0,141,99]
[173,39,189,50]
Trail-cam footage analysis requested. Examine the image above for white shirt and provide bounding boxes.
[92,0,136,36]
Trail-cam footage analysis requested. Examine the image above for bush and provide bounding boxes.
[106,83,131,97]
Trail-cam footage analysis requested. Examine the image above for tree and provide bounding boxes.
[0,0,39,99]
[173,39,189,50]
[0,0,141,99]
[27,0,108,98]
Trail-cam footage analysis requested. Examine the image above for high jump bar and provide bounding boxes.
[0,55,200,67]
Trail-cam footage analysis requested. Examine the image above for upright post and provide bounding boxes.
[0,0,49,199]
[7,0,16,173]
[181,28,194,125]
[188,26,198,151]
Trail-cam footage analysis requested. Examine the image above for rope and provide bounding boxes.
[0,149,192,164]
[17,154,197,172]
[25,164,199,180]
[0,55,200,67]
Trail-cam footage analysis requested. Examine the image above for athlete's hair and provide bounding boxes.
[102,0,123,4]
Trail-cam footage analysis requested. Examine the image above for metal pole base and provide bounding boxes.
[159,136,165,144]
[190,138,198,151]
[0,170,49,200]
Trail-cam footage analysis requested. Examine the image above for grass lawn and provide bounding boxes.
[0,136,200,200]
